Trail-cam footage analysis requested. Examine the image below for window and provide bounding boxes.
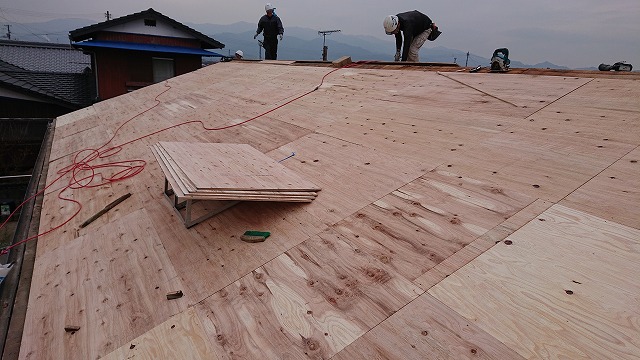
[152,58,174,83]
[144,19,156,27]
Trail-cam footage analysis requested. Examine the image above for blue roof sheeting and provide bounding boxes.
[73,40,224,57]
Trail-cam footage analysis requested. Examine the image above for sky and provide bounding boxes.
[1,0,639,68]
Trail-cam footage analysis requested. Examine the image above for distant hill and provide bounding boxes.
[5,18,573,69]
[2,18,95,43]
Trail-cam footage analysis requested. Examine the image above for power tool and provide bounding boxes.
[599,62,633,72]
[490,48,510,72]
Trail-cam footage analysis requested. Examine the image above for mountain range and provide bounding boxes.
[3,18,592,70]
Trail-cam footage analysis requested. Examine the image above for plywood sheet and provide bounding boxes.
[415,198,554,290]
[332,170,533,282]
[561,147,640,229]
[157,142,321,192]
[429,204,640,359]
[333,294,525,360]
[101,307,217,360]
[20,208,190,359]
[442,72,592,110]
[269,132,429,225]
[439,128,636,202]
[194,228,422,359]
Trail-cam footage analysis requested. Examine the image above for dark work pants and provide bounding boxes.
[263,36,278,60]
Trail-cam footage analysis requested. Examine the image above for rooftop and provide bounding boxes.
[69,8,224,50]
[0,40,94,109]
[0,40,91,74]
[9,60,640,359]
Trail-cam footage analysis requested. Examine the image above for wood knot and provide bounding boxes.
[363,267,391,283]
[450,217,461,225]
[306,339,319,351]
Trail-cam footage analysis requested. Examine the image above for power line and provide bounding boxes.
[0,13,51,42]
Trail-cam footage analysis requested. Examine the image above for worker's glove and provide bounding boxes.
[253,33,259,39]
[394,50,401,62]
[279,34,283,41]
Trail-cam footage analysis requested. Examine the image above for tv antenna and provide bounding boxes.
[318,29,340,61]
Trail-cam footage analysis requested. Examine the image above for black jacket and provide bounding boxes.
[395,10,432,61]
[257,14,284,38]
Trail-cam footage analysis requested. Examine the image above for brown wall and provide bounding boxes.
[94,49,202,100]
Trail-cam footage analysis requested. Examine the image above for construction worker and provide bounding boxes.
[383,10,440,62]
[254,3,284,60]
[234,50,244,60]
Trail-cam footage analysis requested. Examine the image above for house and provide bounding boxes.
[0,40,91,221]
[2,59,639,358]
[0,39,94,118]
[69,8,225,100]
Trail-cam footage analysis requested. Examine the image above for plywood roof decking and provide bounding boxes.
[17,61,639,359]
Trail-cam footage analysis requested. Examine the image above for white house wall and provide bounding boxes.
[102,19,194,38]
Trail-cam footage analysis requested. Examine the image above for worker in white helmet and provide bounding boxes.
[254,3,284,60]
[383,10,440,62]
[234,50,244,60]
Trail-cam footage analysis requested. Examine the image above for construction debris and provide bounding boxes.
[64,325,81,333]
[166,290,184,300]
[79,193,132,228]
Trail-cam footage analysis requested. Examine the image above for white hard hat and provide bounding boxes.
[383,15,399,35]
[265,3,275,11]
[235,50,243,57]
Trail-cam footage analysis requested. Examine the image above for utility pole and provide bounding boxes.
[105,11,111,21]
[465,52,469,67]
[318,29,340,61]
[4,25,11,40]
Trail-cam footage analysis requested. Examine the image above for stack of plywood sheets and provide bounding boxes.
[150,141,321,202]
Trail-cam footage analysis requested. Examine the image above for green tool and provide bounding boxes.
[241,231,271,243]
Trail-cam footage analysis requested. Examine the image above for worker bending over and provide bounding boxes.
[383,10,441,62]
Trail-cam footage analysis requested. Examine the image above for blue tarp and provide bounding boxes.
[73,40,224,57]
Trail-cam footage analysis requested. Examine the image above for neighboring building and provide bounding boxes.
[0,40,95,118]
[69,8,225,100]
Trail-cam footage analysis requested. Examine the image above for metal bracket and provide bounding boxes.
[163,178,239,228]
